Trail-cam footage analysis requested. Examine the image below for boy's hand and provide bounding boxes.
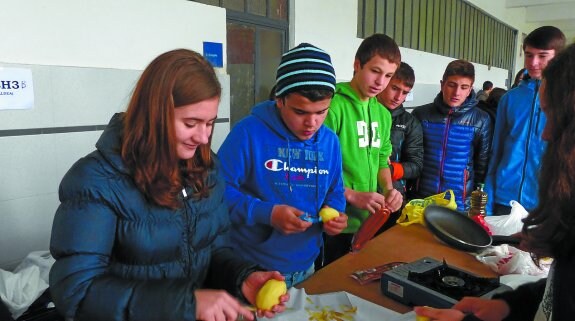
[345,189,386,214]
[413,306,465,321]
[322,212,348,235]
[384,189,403,212]
[453,297,510,321]
[270,205,312,235]
[242,271,289,318]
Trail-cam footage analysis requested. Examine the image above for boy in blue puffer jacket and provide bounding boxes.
[218,43,347,288]
[413,60,492,212]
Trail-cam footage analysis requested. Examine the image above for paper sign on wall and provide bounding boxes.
[0,67,34,110]
[203,42,223,68]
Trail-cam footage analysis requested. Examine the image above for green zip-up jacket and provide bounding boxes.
[324,82,393,233]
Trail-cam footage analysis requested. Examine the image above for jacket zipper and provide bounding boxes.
[439,109,454,192]
[518,80,540,203]
[463,169,468,206]
[182,188,193,276]
[366,101,373,191]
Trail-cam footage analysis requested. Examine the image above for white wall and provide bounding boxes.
[0,0,228,269]
[0,1,225,69]
[292,0,514,108]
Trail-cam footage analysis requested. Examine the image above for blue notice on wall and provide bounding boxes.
[203,42,223,68]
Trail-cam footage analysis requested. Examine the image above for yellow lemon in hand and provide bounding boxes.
[319,207,339,222]
[255,279,287,310]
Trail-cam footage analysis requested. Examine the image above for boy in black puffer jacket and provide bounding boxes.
[376,62,423,232]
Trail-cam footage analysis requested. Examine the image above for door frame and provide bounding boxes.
[226,9,289,125]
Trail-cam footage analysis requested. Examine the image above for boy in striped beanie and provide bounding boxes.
[218,43,348,288]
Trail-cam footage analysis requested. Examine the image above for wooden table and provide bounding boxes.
[299,224,498,313]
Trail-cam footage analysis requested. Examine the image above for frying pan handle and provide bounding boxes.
[492,235,521,246]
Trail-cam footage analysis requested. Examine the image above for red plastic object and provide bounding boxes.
[470,215,492,235]
[350,208,391,252]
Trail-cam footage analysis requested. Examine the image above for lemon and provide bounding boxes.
[319,207,339,222]
[255,279,287,310]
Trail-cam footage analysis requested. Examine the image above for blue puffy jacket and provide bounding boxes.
[49,113,259,321]
[484,76,545,214]
[412,92,492,211]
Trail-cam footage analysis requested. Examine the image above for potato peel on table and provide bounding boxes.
[305,304,357,321]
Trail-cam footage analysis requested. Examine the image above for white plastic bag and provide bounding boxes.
[475,244,551,276]
[0,251,55,319]
[484,200,528,235]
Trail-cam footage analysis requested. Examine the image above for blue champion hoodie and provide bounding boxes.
[217,100,346,273]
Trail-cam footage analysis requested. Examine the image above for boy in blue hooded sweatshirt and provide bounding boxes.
[218,43,347,287]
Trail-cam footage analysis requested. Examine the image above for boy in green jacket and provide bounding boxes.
[320,34,403,266]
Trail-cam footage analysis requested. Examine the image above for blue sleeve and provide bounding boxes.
[484,93,510,215]
[217,124,275,225]
[322,137,346,212]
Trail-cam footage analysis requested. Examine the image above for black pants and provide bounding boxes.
[315,233,353,270]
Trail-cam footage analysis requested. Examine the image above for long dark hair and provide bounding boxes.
[523,43,575,260]
[121,49,221,208]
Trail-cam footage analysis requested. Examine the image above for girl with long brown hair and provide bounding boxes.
[49,49,288,321]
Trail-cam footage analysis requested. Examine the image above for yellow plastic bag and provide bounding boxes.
[397,190,456,226]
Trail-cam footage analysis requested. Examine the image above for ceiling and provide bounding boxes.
[506,0,575,40]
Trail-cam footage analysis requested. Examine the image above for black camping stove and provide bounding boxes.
[380,257,511,308]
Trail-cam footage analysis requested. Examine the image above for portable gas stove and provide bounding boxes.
[380,257,511,308]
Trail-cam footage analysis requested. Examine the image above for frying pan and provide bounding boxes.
[423,205,521,252]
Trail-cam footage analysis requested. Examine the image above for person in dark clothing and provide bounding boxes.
[412,60,492,212]
[476,87,507,125]
[511,68,526,89]
[376,62,423,232]
[413,41,575,321]
[476,80,493,101]
[49,49,288,321]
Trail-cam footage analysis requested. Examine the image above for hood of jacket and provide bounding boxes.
[95,113,129,175]
[388,104,407,117]
[334,82,366,106]
[517,74,540,92]
[251,100,326,146]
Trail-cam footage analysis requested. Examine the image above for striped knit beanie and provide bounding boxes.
[274,43,336,97]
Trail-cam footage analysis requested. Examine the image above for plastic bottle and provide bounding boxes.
[468,184,488,217]
[468,184,491,234]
